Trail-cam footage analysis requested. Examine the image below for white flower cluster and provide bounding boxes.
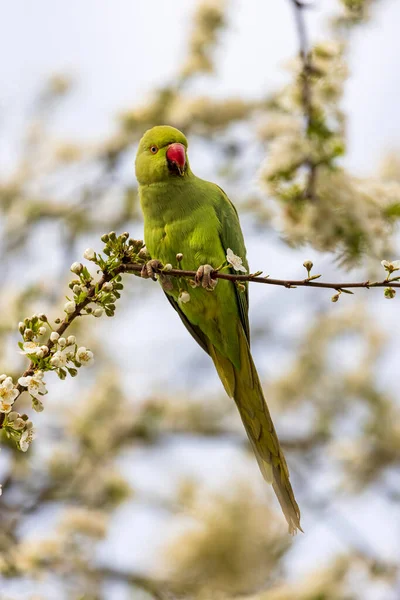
[6,412,36,452]
[48,333,94,368]
[0,375,19,413]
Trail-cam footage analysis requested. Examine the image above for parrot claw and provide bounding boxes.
[195,264,217,291]
[141,259,163,281]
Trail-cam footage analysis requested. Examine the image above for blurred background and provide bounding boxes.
[1,0,400,598]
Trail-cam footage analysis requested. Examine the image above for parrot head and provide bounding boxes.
[135,125,190,185]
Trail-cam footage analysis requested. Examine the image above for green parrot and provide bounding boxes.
[135,125,302,534]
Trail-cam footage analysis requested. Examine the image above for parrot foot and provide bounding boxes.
[141,259,163,281]
[195,264,218,291]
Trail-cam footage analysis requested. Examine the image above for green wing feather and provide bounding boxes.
[213,184,250,344]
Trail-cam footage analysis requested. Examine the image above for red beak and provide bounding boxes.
[166,143,186,175]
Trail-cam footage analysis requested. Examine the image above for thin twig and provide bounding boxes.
[289,0,318,200]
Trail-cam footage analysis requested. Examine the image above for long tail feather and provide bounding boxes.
[209,329,302,534]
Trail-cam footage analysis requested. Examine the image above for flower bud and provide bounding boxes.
[58,337,66,347]
[70,262,83,274]
[64,301,76,315]
[67,335,76,345]
[18,322,25,334]
[101,233,109,243]
[384,287,396,299]
[93,307,104,318]
[24,329,34,341]
[73,284,81,294]
[303,260,313,277]
[83,248,95,261]
[38,326,47,336]
[331,293,340,303]
[176,253,183,262]
[102,281,113,292]
[50,332,60,342]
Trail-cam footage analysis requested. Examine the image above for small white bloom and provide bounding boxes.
[102,281,113,292]
[38,326,47,336]
[50,331,60,342]
[0,376,18,413]
[50,343,72,368]
[93,307,103,318]
[381,259,400,271]
[7,412,26,430]
[18,371,47,399]
[19,427,36,452]
[67,335,76,345]
[64,300,76,314]
[226,248,247,273]
[70,262,83,274]
[83,248,95,261]
[76,347,94,366]
[20,341,41,356]
[178,291,191,304]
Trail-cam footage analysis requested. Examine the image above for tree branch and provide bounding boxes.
[1,233,398,434]
[121,262,400,291]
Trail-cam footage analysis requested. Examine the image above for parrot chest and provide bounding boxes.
[145,208,222,270]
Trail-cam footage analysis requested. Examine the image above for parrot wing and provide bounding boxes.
[213,184,250,345]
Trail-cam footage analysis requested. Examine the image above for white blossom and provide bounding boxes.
[51,345,75,368]
[76,347,94,366]
[83,247,95,260]
[19,426,36,452]
[18,371,47,399]
[0,377,18,413]
[381,259,400,271]
[7,412,26,430]
[178,291,191,304]
[20,341,42,356]
[64,300,76,314]
[226,248,247,273]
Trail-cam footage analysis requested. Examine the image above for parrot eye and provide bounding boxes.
[150,145,158,154]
